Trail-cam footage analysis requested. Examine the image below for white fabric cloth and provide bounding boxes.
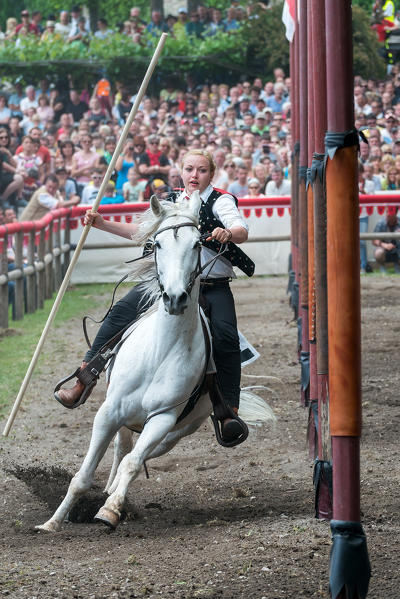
[177,185,249,279]
[38,191,59,209]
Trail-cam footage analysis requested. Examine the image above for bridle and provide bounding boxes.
[152,218,229,296]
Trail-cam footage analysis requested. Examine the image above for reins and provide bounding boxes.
[82,218,229,348]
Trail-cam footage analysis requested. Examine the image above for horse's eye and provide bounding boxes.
[193,241,201,249]
[154,240,161,249]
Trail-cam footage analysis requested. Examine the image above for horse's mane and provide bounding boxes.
[128,199,199,312]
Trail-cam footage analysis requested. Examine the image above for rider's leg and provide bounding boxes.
[55,284,148,408]
[201,282,244,442]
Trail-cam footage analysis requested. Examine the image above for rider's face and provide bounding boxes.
[181,154,212,195]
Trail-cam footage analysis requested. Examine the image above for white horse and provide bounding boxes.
[36,192,275,532]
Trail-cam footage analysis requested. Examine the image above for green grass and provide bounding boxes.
[0,283,120,418]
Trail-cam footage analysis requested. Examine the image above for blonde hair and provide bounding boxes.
[180,149,216,179]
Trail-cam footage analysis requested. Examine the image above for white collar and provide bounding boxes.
[180,184,213,203]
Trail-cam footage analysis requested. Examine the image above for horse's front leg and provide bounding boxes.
[95,412,176,529]
[36,404,120,532]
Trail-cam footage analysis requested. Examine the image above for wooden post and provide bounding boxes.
[325,1,370,596]
[26,230,36,314]
[37,229,45,310]
[0,230,8,329]
[14,231,24,321]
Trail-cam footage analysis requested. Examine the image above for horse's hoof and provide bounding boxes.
[94,506,120,530]
[35,521,60,533]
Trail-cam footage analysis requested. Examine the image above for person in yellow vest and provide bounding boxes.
[372,0,396,42]
[19,174,79,221]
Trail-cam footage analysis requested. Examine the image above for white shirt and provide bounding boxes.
[177,184,249,279]
[81,183,100,205]
[20,97,38,114]
[265,178,291,196]
[38,191,60,209]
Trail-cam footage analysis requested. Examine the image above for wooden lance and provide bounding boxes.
[2,33,169,437]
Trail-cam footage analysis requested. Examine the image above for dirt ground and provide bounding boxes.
[0,275,399,599]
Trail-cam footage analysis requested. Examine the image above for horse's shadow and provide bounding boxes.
[5,463,310,530]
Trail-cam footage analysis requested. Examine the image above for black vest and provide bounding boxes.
[167,188,255,277]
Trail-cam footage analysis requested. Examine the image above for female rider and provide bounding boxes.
[55,149,255,443]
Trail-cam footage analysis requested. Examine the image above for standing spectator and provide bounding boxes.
[40,20,59,42]
[208,8,226,35]
[32,11,43,34]
[373,207,400,273]
[92,76,113,115]
[265,166,291,195]
[66,89,88,124]
[115,89,133,123]
[55,166,80,202]
[173,8,188,37]
[20,86,38,115]
[55,11,71,39]
[70,5,90,33]
[71,134,98,195]
[19,174,79,221]
[147,11,169,36]
[224,7,239,31]
[129,6,146,32]
[94,18,113,39]
[185,11,204,38]
[228,165,249,197]
[5,17,18,40]
[16,10,40,36]
[68,16,91,45]
[266,83,287,113]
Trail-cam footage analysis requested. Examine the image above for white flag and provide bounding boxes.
[282,0,296,42]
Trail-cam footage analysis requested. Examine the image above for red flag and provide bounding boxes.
[282,0,296,42]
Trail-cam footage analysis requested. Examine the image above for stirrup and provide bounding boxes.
[54,367,96,409]
[211,407,249,448]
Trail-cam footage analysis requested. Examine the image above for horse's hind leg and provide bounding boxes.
[96,412,176,529]
[104,427,133,494]
[36,405,119,532]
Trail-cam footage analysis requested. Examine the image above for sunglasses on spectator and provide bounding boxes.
[92,175,102,179]
[225,163,235,167]
[249,185,259,189]
[0,135,9,139]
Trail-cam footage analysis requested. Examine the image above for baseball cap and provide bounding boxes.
[178,7,187,13]
[152,179,166,189]
[238,95,250,102]
[21,9,29,16]
[256,112,266,119]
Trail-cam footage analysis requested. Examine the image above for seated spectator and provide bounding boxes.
[382,166,400,190]
[0,96,11,126]
[138,135,171,183]
[20,86,38,115]
[58,140,75,175]
[0,128,24,210]
[373,207,400,273]
[55,10,71,39]
[266,83,287,113]
[168,166,182,190]
[115,139,136,193]
[122,166,146,202]
[19,173,80,221]
[265,166,291,196]
[81,168,103,204]
[71,134,99,195]
[66,89,89,124]
[149,178,170,200]
[228,165,249,197]
[244,178,264,198]
[36,94,54,126]
[100,182,124,205]
[85,98,109,129]
[54,166,80,202]
[94,18,113,39]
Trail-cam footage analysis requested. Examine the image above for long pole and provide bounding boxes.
[325,2,370,596]
[3,33,168,437]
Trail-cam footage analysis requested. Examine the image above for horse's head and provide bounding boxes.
[151,192,202,315]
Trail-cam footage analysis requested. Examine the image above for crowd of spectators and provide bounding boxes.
[0,3,270,46]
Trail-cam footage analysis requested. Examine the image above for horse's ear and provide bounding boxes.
[188,190,201,218]
[150,195,165,218]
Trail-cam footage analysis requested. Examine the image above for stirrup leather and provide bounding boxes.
[54,349,113,409]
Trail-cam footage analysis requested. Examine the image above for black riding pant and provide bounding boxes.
[84,281,241,409]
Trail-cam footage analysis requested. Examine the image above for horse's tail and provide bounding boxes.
[238,386,277,426]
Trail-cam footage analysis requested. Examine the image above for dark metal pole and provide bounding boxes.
[298,0,309,406]
[306,0,318,458]
[325,1,370,597]
[311,0,332,521]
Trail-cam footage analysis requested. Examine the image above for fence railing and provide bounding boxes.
[1,193,399,329]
